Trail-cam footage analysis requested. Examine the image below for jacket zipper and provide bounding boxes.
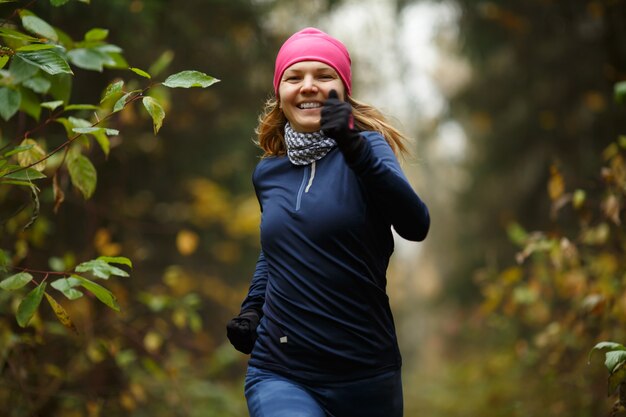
[295,161,316,211]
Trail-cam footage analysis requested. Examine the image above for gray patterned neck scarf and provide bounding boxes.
[284,122,337,166]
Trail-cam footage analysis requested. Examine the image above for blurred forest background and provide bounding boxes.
[1,0,626,416]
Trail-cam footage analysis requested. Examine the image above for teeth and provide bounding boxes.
[299,102,321,109]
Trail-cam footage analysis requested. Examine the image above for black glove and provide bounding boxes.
[321,89,363,163]
[226,309,261,354]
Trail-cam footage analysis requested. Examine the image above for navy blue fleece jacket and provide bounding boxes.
[241,131,430,382]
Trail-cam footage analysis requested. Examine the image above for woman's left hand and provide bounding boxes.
[321,89,362,161]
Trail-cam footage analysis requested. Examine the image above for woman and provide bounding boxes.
[227,27,430,417]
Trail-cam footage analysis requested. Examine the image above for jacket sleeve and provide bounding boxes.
[240,250,268,315]
[347,132,430,242]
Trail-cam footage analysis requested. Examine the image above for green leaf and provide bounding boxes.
[142,96,165,134]
[149,50,174,77]
[64,104,99,111]
[67,48,109,72]
[22,76,52,94]
[4,144,34,157]
[0,27,40,43]
[73,275,120,311]
[41,100,64,110]
[50,0,71,6]
[20,13,58,42]
[98,256,133,268]
[92,130,110,157]
[85,28,108,41]
[0,87,21,121]
[0,249,8,272]
[72,127,119,136]
[615,81,626,105]
[75,259,129,279]
[47,73,72,103]
[162,70,220,88]
[9,55,39,83]
[1,166,46,180]
[51,277,83,300]
[16,44,57,52]
[609,362,626,396]
[589,341,626,363]
[129,67,151,79]
[16,282,46,327]
[1,179,36,187]
[17,50,73,75]
[0,272,33,290]
[67,154,96,199]
[0,56,8,70]
[101,80,124,103]
[19,86,41,121]
[113,91,134,112]
[606,351,626,373]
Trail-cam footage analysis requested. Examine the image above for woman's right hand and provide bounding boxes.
[226,309,261,354]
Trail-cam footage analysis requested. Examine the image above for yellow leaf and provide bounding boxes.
[176,229,199,256]
[548,165,565,201]
[16,138,46,172]
[44,293,78,333]
[143,331,162,353]
[602,194,621,225]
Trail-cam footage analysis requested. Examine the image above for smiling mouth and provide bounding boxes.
[297,102,322,109]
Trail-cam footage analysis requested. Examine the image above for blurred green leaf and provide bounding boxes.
[113,91,134,112]
[615,81,626,105]
[98,256,133,268]
[67,48,110,72]
[142,96,165,134]
[85,28,108,41]
[0,56,8,69]
[67,154,96,199]
[4,144,34,157]
[101,80,124,103]
[72,127,119,136]
[1,166,46,180]
[50,0,71,6]
[609,362,626,396]
[19,12,59,42]
[0,272,33,290]
[0,27,41,42]
[149,49,174,77]
[73,275,120,311]
[64,104,99,111]
[589,342,625,363]
[51,277,83,300]
[75,259,129,279]
[606,351,626,373]
[129,66,151,79]
[162,70,219,88]
[23,76,52,94]
[16,282,46,327]
[0,250,8,272]
[19,86,41,121]
[0,87,21,121]
[16,44,57,52]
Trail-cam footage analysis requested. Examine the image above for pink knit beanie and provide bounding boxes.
[273,27,352,96]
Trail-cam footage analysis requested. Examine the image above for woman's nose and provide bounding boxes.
[300,75,318,93]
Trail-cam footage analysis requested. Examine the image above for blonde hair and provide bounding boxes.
[255,95,411,158]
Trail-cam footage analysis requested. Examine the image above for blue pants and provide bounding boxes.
[244,365,403,417]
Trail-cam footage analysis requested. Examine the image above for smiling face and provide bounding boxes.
[278,61,346,133]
